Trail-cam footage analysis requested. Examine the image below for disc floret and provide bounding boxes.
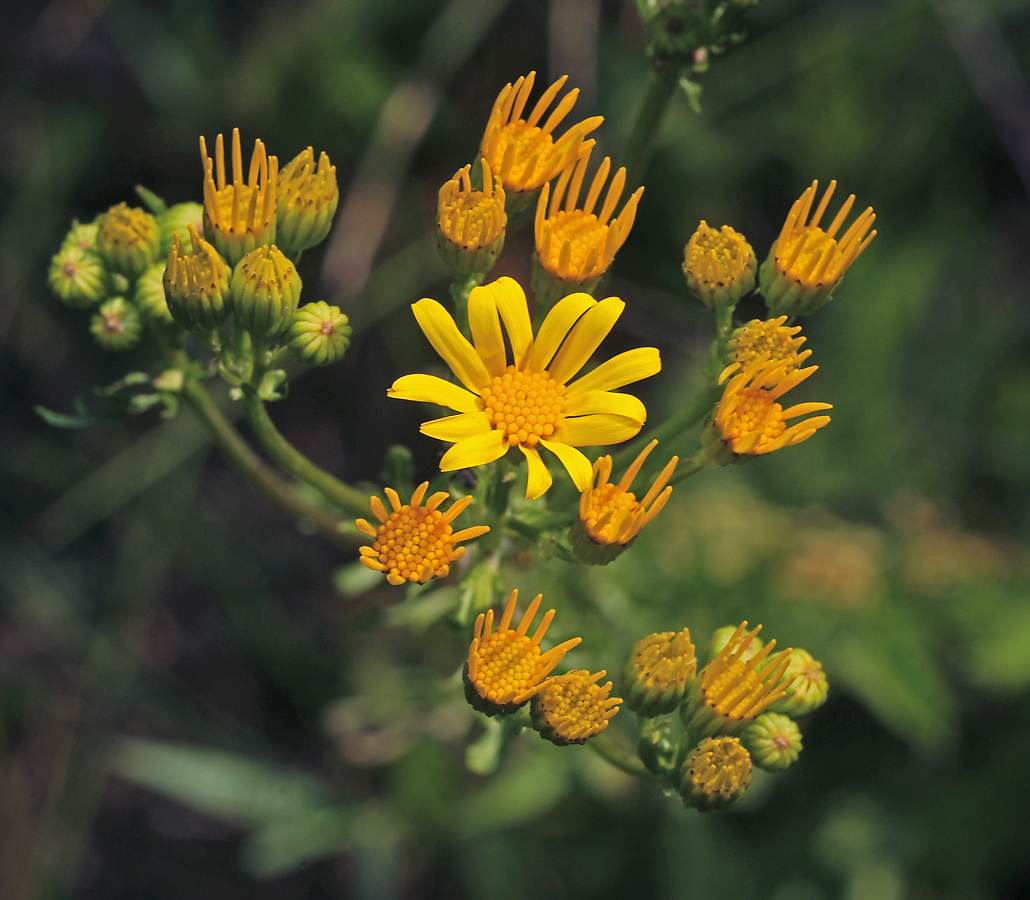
[679,736,753,811]
[531,669,622,745]
[621,628,697,717]
[682,221,756,309]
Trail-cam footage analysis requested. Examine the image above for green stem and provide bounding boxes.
[588,734,663,782]
[668,453,711,486]
[620,69,678,191]
[613,381,720,470]
[241,394,370,518]
[449,271,483,339]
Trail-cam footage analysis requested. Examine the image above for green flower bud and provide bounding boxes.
[163,226,230,333]
[277,148,339,258]
[741,712,802,771]
[286,301,350,366]
[62,220,99,253]
[134,262,174,324]
[679,736,752,812]
[90,297,141,351]
[48,244,107,309]
[682,222,756,309]
[704,624,764,665]
[768,648,829,717]
[621,629,696,718]
[96,202,160,278]
[230,244,301,339]
[158,202,205,256]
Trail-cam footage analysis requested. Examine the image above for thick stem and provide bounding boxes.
[588,734,664,782]
[620,70,678,191]
[242,394,370,518]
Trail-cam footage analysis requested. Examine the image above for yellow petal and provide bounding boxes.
[518,444,553,499]
[548,296,625,385]
[440,430,507,471]
[531,292,596,373]
[411,298,490,392]
[492,276,534,369]
[468,284,507,378]
[564,390,645,424]
[554,414,642,447]
[421,412,492,441]
[388,373,481,413]
[566,347,661,396]
[540,439,593,491]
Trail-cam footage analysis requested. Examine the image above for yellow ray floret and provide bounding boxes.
[388,276,661,499]
[200,128,278,264]
[466,589,582,712]
[532,669,622,745]
[356,482,489,586]
[535,145,643,284]
[714,355,832,457]
[579,440,678,546]
[773,180,876,289]
[722,316,811,381]
[438,158,507,252]
[481,72,602,195]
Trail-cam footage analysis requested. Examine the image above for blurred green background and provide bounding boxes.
[3,0,1030,897]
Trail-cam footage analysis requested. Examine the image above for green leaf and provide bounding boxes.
[35,401,109,429]
[134,184,168,215]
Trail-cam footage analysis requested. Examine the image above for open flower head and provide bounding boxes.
[533,146,643,307]
[760,180,876,317]
[682,221,756,309]
[569,440,677,564]
[437,158,507,275]
[388,277,661,499]
[621,628,697,717]
[681,622,794,738]
[769,648,829,717]
[723,316,810,377]
[356,483,489,586]
[276,147,339,257]
[679,736,753,812]
[703,355,831,464]
[531,669,622,745]
[200,128,278,267]
[482,72,602,199]
[464,589,581,715]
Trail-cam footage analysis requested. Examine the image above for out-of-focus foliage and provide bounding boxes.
[3,0,1030,897]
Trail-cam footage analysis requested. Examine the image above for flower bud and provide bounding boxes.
[741,712,802,771]
[682,221,756,309]
[163,226,230,333]
[704,624,764,664]
[621,629,696,717]
[230,244,301,339]
[530,669,622,745]
[286,301,350,366]
[158,202,205,256]
[679,736,752,812]
[96,202,161,278]
[722,316,809,376]
[134,262,174,324]
[768,648,829,717]
[48,244,107,309]
[437,158,506,276]
[277,147,339,258]
[90,297,141,351]
[62,220,99,253]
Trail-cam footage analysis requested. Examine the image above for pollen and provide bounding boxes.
[533,669,622,744]
[356,483,489,586]
[438,158,506,251]
[479,365,566,448]
[466,590,582,711]
[684,221,755,289]
[686,737,752,796]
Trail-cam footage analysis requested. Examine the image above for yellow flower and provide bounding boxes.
[723,315,810,379]
[760,180,876,317]
[481,72,602,197]
[276,146,339,257]
[531,669,622,745]
[682,221,756,309]
[533,146,643,301]
[388,276,661,499]
[200,128,278,266]
[97,202,161,278]
[465,589,582,715]
[437,158,507,274]
[163,225,230,333]
[356,482,489,586]
[679,736,753,811]
[681,622,794,737]
[621,628,697,717]
[704,355,831,462]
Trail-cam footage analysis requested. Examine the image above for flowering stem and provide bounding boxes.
[241,393,370,517]
[668,453,711,486]
[449,271,483,339]
[588,733,664,782]
[620,69,678,191]
[613,381,721,471]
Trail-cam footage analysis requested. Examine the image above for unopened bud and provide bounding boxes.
[683,221,756,309]
[621,629,696,717]
[230,244,301,339]
[679,736,752,812]
[97,202,160,278]
[134,262,174,324]
[90,297,141,351]
[287,301,350,366]
[48,244,107,309]
[768,648,829,717]
[163,226,230,333]
[158,202,205,256]
[741,712,802,771]
[277,148,339,257]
